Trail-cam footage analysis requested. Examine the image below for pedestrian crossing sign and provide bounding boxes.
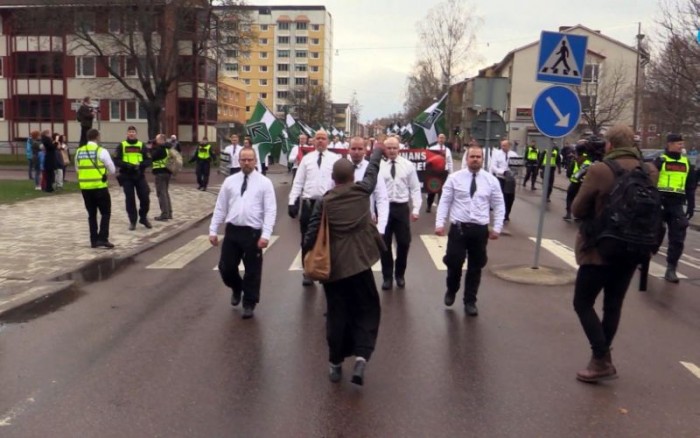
[536,31,588,86]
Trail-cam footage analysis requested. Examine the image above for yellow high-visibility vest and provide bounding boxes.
[76,144,107,190]
[658,154,689,194]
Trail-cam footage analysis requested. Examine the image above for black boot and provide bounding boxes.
[664,264,680,283]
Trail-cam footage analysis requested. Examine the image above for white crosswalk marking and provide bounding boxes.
[659,247,700,272]
[420,235,448,271]
[532,238,688,279]
[288,243,395,272]
[680,361,700,380]
[146,235,221,269]
[212,236,279,270]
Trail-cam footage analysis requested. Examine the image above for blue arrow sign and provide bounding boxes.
[536,31,588,86]
[532,86,581,138]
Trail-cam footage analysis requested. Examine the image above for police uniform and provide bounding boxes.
[76,141,116,247]
[190,142,216,190]
[522,144,539,189]
[114,137,151,229]
[539,147,561,201]
[654,134,696,282]
[563,152,591,220]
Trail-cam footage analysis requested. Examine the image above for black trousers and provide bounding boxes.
[661,200,688,265]
[79,125,90,148]
[523,163,538,187]
[426,191,441,209]
[298,198,316,266]
[218,224,263,306]
[443,223,489,304]
[573,263,636,358]
[121,177,150,224]
[81,188,111,245]
[44,167,55,192]
[497,177,515,220]
[196,161,211,189]
[565,182,581,214]
[542,166,555,199]
[324,269,381,364]
[381,202,411,280]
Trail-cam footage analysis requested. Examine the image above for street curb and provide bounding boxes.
[0,212,213,319]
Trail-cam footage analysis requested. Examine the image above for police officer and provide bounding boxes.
[522,142,539,190]
[539,145,561,202]
[114,126,152,230]
[563,143,592,221]
[76,129,116,248]
[655,134,696,283]
[190,137,216,190]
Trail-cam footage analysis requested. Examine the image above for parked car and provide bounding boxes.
[640,149,664,163]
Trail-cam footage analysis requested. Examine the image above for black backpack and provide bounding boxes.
[595,159,663,264]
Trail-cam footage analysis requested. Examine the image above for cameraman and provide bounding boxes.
[77,96,97,146]
[563,142,592,221]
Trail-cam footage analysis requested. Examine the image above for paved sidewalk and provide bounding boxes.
[0,183,217,315]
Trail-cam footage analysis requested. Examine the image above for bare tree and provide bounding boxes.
[286,84,333,126]
[575,62,634,135]
[403,59,442,120]
[12,0,254,140]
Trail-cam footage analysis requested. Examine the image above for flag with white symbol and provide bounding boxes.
[411,93,447,148]
[245,100,286,163]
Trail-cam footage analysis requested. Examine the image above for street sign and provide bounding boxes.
[532,86,581,138]
[536,31,588,86]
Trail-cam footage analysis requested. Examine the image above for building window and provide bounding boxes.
[311,52,320,59]
[277,77,289,85]
[109,15,122,33]
[277,91,288,99]
[296,36,308,44]
[277,63,289,72]
[76,57,95,77]
[312,38,320,45]
[0,101,4,119]
[296,51,307,58]
[580,95,597,113]
[278,50,290,58]
[294,90,305,99]
[260,52,268,59]
[648,124,657,133]
[296,22,308,30]
[261,93,267,99]
[108,57,121,76]
[260,66,268,73]
[16,96,64,121]
[226,36,239,45]
[110,100,121,121]
[260,79,268,86]
[243,79,251,85]
[295,64,308,72]
[0,58,3,77]
[126,57,147,77]
[260,24,268,31]
[583,64,600,83]
[126,100,146,120]
[243,65,251,72]
[310,79,319,86]
[311,66,319,72]
[295,77,307,86]
[15,52,63,78]
[75,12,95,33]
[225,63,238,72]
[276,105,285,112]
[278,22,290,30]
[312,24,320,31]
[278,36,289,44]
[260,38,268,45]
[226,49,238,58]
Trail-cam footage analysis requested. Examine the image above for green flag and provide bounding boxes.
[285,113,302,145]
[246,100,285,162]
[411,93,447,148]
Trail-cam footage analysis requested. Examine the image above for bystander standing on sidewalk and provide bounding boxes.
[25,133,34,181]
[41,129,57,192]
[29,130,41,190]
[152,134,173,221]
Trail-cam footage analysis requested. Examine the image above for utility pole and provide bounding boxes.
[632,22,644,134]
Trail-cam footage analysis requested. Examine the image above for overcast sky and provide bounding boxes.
[253,0,661,122]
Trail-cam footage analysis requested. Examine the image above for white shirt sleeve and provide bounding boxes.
[289,155,307,205]
[490,150,508,177]
[374,175,389,234]
[261,178,277,240]
[461,152,467,170]
[435,174,454,228]
[99,148,116,174]
[408,166,422,215]
[446,148,453,173]
[209,178,232,236]
[490,175,506,233]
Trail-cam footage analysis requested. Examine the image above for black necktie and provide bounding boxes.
[317,152,323,168]
[470,173,477,198]
[241,174,248,196]
[390,160,396,179]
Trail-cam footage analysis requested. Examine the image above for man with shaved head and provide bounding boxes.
[349,136,389,234]
[303,144,387,386]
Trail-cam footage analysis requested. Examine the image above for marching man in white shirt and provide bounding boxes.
[436,145,505,317]
[289,130,341,286]
[222,134,243,175]
[489,139,519,222]
[379,136,422,290]
[426,133,454,213]
[348,136,389,235]
[209,148,277,320]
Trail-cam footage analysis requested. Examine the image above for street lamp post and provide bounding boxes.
[633,22,645,134]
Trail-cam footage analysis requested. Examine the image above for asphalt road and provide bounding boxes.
[0,180,699,437]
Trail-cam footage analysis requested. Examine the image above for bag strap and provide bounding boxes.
[603,157,646,177]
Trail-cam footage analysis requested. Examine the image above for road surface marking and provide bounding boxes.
[653,251,689,279]
[146,235,220,270]
[420,235,448,271]
[0,395,37,427]
[288,243,395,272]
[680,361,700,380]
[212,236,279,270]
[531,238,685,279]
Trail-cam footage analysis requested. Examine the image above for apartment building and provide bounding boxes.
[219,5,333,120]
[217,76,247,125]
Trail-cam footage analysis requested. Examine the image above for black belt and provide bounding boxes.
[301,198,317,206]
[226,224,260,233]
[390,201,408,206]
[452,222,487,229]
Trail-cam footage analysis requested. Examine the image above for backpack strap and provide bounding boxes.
[603,157,647,177]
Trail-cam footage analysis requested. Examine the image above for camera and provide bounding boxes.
[578,135,606,162]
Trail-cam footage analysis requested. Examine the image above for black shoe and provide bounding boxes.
[91,242,97,248]
[329,364,342,383]
[664,265,680,283]
[230,289,242,306]
[444,290,456,306]
[504,217,510,223]
[395,277,406,288]
[96,240,115,249]
[242,306,254,319]
[531,186,536,190]
[547,199,551,203]
[426,206,432,213]
[128,223,136,231]
[351,360,366,386]
[154,215,169,221]
[465,303,479,317]
[302,275,313,286]
[139,218,153,229]
[381,279,392,290]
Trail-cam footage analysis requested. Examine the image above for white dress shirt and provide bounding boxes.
[223,143,243,169]
[428,143,454,173]
[288,148,340,203]
[436,168,505,233]
[354,159,389,234]
[75,141,116,175]
[379,156,422,215]
[489,149,519,177]
[289,145,300,169]
[209,170,277,240]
